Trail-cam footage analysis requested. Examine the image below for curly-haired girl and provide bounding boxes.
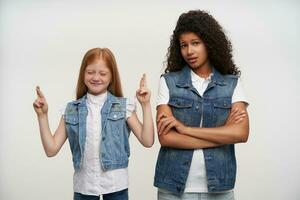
[154,10,249,200]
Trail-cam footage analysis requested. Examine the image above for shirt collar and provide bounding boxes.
[190,69,213,83]
[87,91,107,106]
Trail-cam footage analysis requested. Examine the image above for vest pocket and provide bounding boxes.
[106,111,126,136]
[64,114,79,138]
[213,99,231,109]
[213,98,232,126]
[168,97,193,108]
[107,111,125,121]
[168,97,193,123]
[105,111,128,159]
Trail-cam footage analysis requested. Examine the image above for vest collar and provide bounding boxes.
[175,66,226,88]
[72,91,120,105]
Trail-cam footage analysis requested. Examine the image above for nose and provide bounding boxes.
[187,45,193,55]
[92,73,101,82]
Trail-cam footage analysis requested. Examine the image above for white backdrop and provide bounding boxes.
[1,1,299,200]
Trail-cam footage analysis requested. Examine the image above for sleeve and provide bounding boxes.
[58,103,67,117]
[156,76,170,106]
[126,97,137,119]
[232,78,249,106]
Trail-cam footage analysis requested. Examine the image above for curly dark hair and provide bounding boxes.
[165,10,240,76]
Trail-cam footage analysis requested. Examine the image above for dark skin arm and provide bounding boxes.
[156,104,220,149]
[157,102,249,148]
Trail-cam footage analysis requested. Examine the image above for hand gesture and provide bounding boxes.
[157,113,187,135]
[33,86,48,116]
[225,108,246,125]
[136,74,151,105]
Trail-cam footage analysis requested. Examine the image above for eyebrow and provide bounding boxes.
[180,38,201,43]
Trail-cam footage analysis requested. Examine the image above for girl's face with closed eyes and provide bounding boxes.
[179,32,210,71]
[84,58,112,96]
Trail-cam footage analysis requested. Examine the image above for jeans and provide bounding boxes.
[74,189,128,200]
[157,189,234,200]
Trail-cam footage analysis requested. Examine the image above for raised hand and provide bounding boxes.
[33,86,48,116]
[136,74,151,105]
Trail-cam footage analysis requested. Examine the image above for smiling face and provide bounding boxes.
[179,32,211,72]
[84,58,112,96]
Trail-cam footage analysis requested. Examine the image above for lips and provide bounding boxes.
[187,57,198,64]
[90,82,102,86]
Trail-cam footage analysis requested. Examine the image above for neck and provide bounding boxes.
[87,90,108,97]
[192,62,212,78]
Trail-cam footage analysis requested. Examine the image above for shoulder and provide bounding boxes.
[162,69,184,79]
[110,95,127,105]
[222,74,239,87]
[223,74,239,81]
[65,96,86,113]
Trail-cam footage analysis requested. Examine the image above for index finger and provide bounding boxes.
[157,112,167,122]
[140,73,146,88]
[36,86,45,98]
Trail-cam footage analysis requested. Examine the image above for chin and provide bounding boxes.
[189,64,199,69]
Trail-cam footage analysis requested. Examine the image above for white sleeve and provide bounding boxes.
[126,97,137,119]
[58,103,67,116]
[156,76,170,106]
[232,79,249,105]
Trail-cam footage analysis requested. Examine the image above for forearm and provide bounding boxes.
[183,122,249,144]
[37,114,58,157]
[159,129,220,149]
[140,102,155,147]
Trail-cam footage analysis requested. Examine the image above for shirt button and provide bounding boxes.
[113,114,117,119]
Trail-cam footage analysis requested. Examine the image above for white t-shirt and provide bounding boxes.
[156,70,247,193]
[60,92,136,195]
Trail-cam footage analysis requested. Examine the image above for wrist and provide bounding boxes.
[37,113,48,119]
[141,101,151,108]
[182,126,190,135]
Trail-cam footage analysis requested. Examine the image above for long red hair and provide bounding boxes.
[76,48,123,99]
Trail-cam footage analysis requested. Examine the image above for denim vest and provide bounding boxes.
[64,92,131,171]
[154,66,238,195]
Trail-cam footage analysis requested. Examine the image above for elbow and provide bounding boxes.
[236,131,249,143]
[142,140,154,148]
[45,149,58,157]
[240,134,249,143]
[158,134,168,147]
[143,144,153,148]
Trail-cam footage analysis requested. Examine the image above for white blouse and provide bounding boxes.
[60,92,136,195]
[157,70,248,193]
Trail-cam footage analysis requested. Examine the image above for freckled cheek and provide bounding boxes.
[84,74,93,81]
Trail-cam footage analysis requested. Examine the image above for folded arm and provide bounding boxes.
[158,102,249,145]
[157,105,220,149]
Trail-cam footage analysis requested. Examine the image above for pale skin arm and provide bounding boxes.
[158,102,249,145]
[126,74,155,148]
[33,86,67,157]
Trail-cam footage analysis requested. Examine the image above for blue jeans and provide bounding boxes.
[74,189,128,200]
[158,189,234,200]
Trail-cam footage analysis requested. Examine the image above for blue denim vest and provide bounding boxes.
[64,92,131,171]
[154,66,238,195]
